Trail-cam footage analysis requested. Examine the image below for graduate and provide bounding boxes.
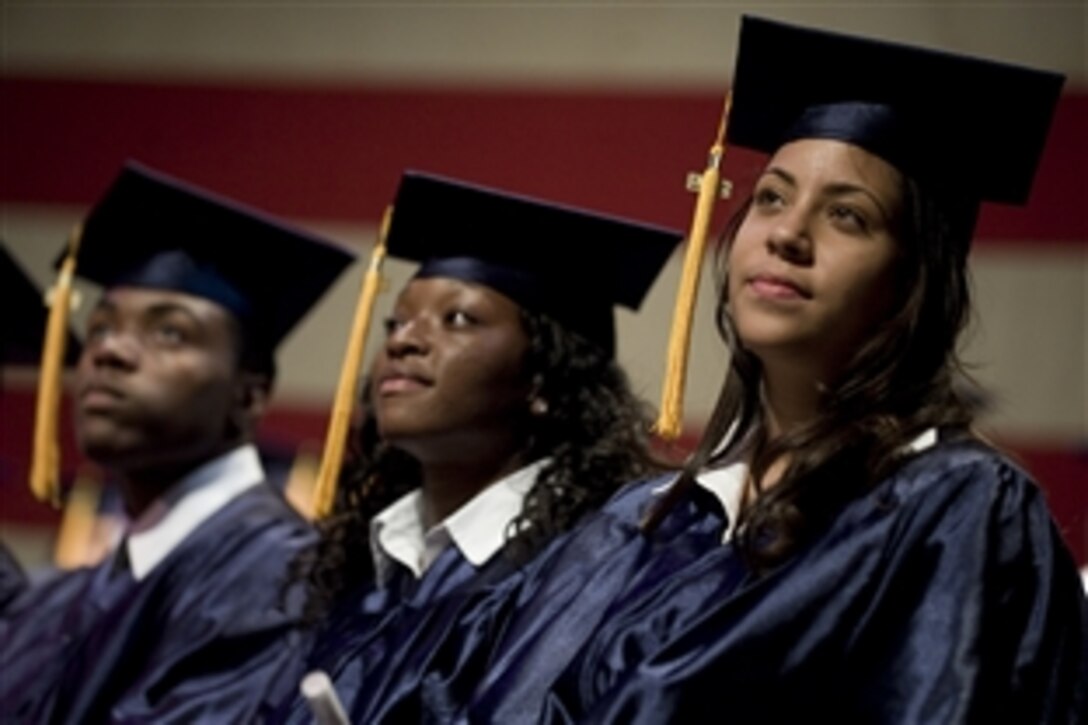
[0,241,83,610]
[0,162,354,723]
[532,16,1088,723]
[270,171,682,722]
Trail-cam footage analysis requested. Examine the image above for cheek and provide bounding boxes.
[154,361,236,419]
[829,251,901,327]
[448,337,530,410]
[724,246,746,309]
[725,219,764,293]
[463,350,527,398]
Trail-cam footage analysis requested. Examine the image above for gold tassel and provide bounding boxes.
[283,441,320,520]
[311,207,392,519]
[53,470,102,569]
[30,224,83,507]
[653,92,733,441]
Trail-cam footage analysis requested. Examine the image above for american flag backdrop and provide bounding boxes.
[1,4,1084,567]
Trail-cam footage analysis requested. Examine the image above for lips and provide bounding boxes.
[747,272,812,300]
[78,381,127,412]
[375,366,434,396]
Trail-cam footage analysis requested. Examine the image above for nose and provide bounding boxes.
[766,208,813,264]
[85,329,139,371]
[384,318,430,358]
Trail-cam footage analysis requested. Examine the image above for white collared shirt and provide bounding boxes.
[369,459,546,585]
[661,428,940,544]
[125,444,265,581]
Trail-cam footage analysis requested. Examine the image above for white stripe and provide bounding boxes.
[7,6,1086,85]
[4,208,1084,443]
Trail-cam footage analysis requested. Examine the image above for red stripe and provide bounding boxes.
[2,75,1085,244]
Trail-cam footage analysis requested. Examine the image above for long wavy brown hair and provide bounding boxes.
[654,172,981,572]
[297,308,657,618]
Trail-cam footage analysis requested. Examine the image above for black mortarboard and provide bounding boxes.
[2,241,79,367]
[70,161,355,358]
[385,171,683,356]
[728,15,1065,231]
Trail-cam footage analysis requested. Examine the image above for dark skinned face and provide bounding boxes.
[74,287,256,476]
[370,277,533,466]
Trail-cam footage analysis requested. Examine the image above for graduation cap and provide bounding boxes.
[386,171,683,357]
[31,161,355,507]
[728,15,1065,231]
[308,172,683,519]
[73,161,356,358]
[1,241,80,367]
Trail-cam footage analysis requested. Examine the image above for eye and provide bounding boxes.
[84,318,111,343]
[383,316,404,336]
[150,323,187,345]
[753,184,787,210]
[444,309,477,328]
[828,204,870,232]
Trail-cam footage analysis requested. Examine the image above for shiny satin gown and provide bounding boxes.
[0,484,314,724]
[0,540,27,614]
[270,473,728,724]
[539,441,1088,723]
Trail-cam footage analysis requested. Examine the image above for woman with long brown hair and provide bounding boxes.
[534,17,1087,723]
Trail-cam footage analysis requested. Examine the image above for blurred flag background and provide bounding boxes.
[1,4,1084,570]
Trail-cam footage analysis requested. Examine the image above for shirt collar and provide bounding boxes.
[655,427,940,543]
[370,459,546,584]
[125,444,265,581]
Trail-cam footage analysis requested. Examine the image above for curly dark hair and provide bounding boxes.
[646,173,980,572]
[298,307,657,618]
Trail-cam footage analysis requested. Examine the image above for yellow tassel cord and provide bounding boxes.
[53,471,102,569]
[30,224,83,507]
[311,207,393,519]
[653,92,733,441]
[283,442,321,520]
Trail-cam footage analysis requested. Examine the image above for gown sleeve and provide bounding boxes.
[461,476,729,725]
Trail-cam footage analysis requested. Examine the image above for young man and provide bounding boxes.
[0,162,354,722]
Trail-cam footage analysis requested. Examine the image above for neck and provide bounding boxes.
[417,451,527,530]
[746,358,825,494]
[114,442,241,518]
[759,357,826,439]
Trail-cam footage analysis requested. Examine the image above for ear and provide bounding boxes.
[232,371,273,439]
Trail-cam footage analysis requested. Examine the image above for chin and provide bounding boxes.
[76,422,162,471]
[375,409,438,442]
[78,438,146,470]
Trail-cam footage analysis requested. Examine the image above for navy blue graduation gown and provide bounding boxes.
[425,474,729,724]
[543,441,1088,723]
[271,537,527,723]
[0,540,28,614]
[0,482,315,724]
[269,477,680,723]
[272,474,727,724]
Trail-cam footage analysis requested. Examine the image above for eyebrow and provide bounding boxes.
[90,297,118,315]
[761,166,894,221]
[92,296,205,327]
[142,302,204,326]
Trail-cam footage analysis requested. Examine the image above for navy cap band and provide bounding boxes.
[414,255,616,356]
[113,249,254,323]
[416,256,546,313]
[783,102,916,179]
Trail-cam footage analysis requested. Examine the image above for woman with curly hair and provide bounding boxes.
[267,171,681,722]
[529,17,1087,723]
